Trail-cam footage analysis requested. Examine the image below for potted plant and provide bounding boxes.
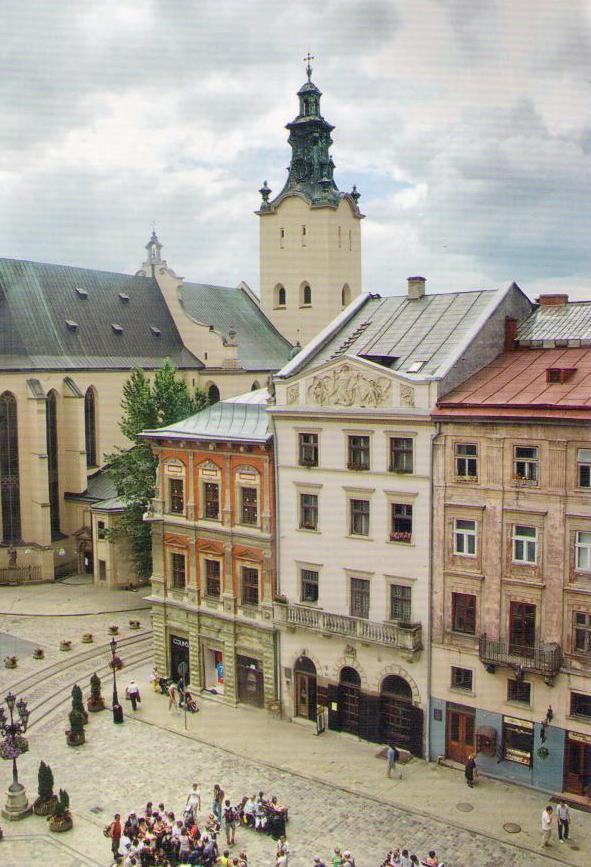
[48,789,72,832]
[108,625,119,635]
[71,684,88,725]
[60,640,72,652]
[33,647,45,659]
[537,746,550,760]
[66,709,85,747]
[33,761,58,816]
[4,655,17,668]
[109,654,123,671]
[81,633,93,643]
[87,672,105,713]
[129,619,140,630]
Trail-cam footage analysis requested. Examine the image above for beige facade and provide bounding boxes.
[259,195,362,346]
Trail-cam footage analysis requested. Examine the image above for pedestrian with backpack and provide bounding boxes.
[387,744,401,779]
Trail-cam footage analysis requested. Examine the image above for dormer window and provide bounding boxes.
[150,326,161,337]
[74,287,88,299]
[407,361,426,373]
[546,367,576,383]
[119,293,129,303]
[65,320,79,332]
[111,324,123,334]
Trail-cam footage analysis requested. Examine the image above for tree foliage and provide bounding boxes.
[105,361,209,578]
[37,761,54,801]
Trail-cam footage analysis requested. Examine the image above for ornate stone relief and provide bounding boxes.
[286,385,299,405]
[400,384,415,408]
[306,363,391,408]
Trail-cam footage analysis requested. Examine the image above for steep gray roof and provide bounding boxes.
[282,288,508,379]
[0,258,202,371]
[517,301,591,346]
[143,399,271,443]
[180,281,292,371]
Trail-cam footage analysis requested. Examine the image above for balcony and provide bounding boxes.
[479,634,562,682]
[274,602,422,658]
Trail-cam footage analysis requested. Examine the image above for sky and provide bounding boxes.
[2,0,591,300]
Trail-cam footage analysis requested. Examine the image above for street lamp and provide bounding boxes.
[0,691,32,820]
[109,637,124,725]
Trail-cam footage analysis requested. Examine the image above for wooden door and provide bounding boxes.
[339,684,359,734]
[564,738,591,796]
[509,602,536,654]
[446,708,475,763]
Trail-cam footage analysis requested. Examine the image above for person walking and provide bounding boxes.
[168,681,178,712]
[108,812,122,861]
[464,754,477,788]
[276,835,289,865]
[557,800,570,842]
[386,744,401,779]
[126,680,141,711]
[223,799,237,846]
[541,804,554,847]
[213,784,225,823]
[186,782,201,821]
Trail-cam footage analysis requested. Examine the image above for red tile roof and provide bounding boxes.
[435,348,591,420]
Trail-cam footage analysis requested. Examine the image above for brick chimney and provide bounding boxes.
[536,294,568,306]
[504,316,518,351]
[407,276,426,300]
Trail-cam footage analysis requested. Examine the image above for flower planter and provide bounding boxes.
[390,532,412,544]
[109,656,123,671]
[108,625,119,635]
[87,696,105,713]
[60,641,72,652]
[128,619,140,630]
[65,729,85,747]
[49,813,73,832]
[33,794,58,816]
[33,648,45,659]
[81,633,93,644]
[4,656,17,668]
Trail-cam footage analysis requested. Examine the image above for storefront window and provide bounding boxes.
[502,716,534,766]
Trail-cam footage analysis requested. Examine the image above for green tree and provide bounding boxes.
[105,361,209,577]
[71,684,84,715]
[37,761,54,801]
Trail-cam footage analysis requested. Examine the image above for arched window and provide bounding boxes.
[274,284,286,308]
[381,674,413,701]
[208,383,220,404]
[84,387,97,468]
[300,282,312,307]
[251,381,261,391]
[341,284,351,307]
[46,390,60,538]
[0,392,21,543]
[340,666,361,686]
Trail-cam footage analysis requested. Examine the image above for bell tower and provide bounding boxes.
[257,58,363,347]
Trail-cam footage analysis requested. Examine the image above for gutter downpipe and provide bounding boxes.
[426,418,441,762]
[269,405,282,707]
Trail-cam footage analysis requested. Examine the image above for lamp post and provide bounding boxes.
[110,638,124,724]
[0,691,32,820]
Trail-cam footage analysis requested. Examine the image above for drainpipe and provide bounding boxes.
[426,420,441,762]
[269,409,282,706]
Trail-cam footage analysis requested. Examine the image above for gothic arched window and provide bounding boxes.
[300,282,312,307]
[84,387,97,468]
[208,383,220,404]
[0,392,21,543]
[46,390,60,538]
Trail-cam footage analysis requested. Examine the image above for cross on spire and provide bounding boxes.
[303,52,315,80]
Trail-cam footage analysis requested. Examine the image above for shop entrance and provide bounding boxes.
[565,734,591,796]
[294,655,317,721]
[204,647,224,694]
[237,655,264,707]
[338,666,361,734]
[446,705,475,764]
[379,675,423,757]
[170,634,190,685]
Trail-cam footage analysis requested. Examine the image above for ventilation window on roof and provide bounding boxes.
[65,320,79,332]
[546,367,576,383]
[119,293,129,303]
[407,360,426,373]
[150,326,161,337]
[74,287,88,299]
[111,323,123,334]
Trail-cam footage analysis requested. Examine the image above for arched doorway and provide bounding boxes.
[208,383,220,404]
[380,675,423,757]
[339,666,361,734]
[294,655,317,721]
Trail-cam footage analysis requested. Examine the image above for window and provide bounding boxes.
[571,692,591,719]
[350,499,370,536]
[84,388,97,468]
[207,384,220,404]
[507,680,531,704]
[301,225,307,247]
[46,390,60,538]
[454,518,477,556]
[241,566,259,606]
[576,531,591,571]
[280,228,285,248]
[390,437,413,473]
[203,482,220,519]
[299,493,318,530]
[513,446,538,483]
[98,559,106,580]
[509,602,536,651]
[455,443,478,479]
[350,577,370,619]
[513,525,537,564]
[169,478,184,514]
[577,448,591,487]
[302,283,312,306]
[240,487,258,525]
[204,559,221,597]
[298,432,319,467]
[503,717,534,765]
[301,569,319,603]
[451,667,473,691]
[170,552,186,589]
[348,435,370,470]
[390,584,411,621]
[0,392,21,544]
[97,520,106,540]
[341,284,351,307]
[274,284,286,307]
[451,592,476,634]
[574,612,591,654]
[391,503,413,543]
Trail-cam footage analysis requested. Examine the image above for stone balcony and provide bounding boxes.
[273,602,422,660]
[478,634,562,683]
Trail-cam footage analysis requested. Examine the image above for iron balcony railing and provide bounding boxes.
[0,566,42,584]
[274,602,422,652]
[479,634,562,678]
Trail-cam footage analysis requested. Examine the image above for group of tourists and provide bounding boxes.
[379,849,445,866]
[106,782,289,866]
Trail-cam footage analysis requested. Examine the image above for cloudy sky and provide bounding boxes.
[2,0,591,299]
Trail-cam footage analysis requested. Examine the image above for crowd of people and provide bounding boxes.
[379,849,446,866]
[105,782,289,866]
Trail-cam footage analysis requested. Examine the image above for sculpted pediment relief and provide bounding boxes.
[305,362,392,408]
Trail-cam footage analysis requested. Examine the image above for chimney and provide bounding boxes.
[536,294,568,307]
[504,316,518,351]
[407,276,426,300]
